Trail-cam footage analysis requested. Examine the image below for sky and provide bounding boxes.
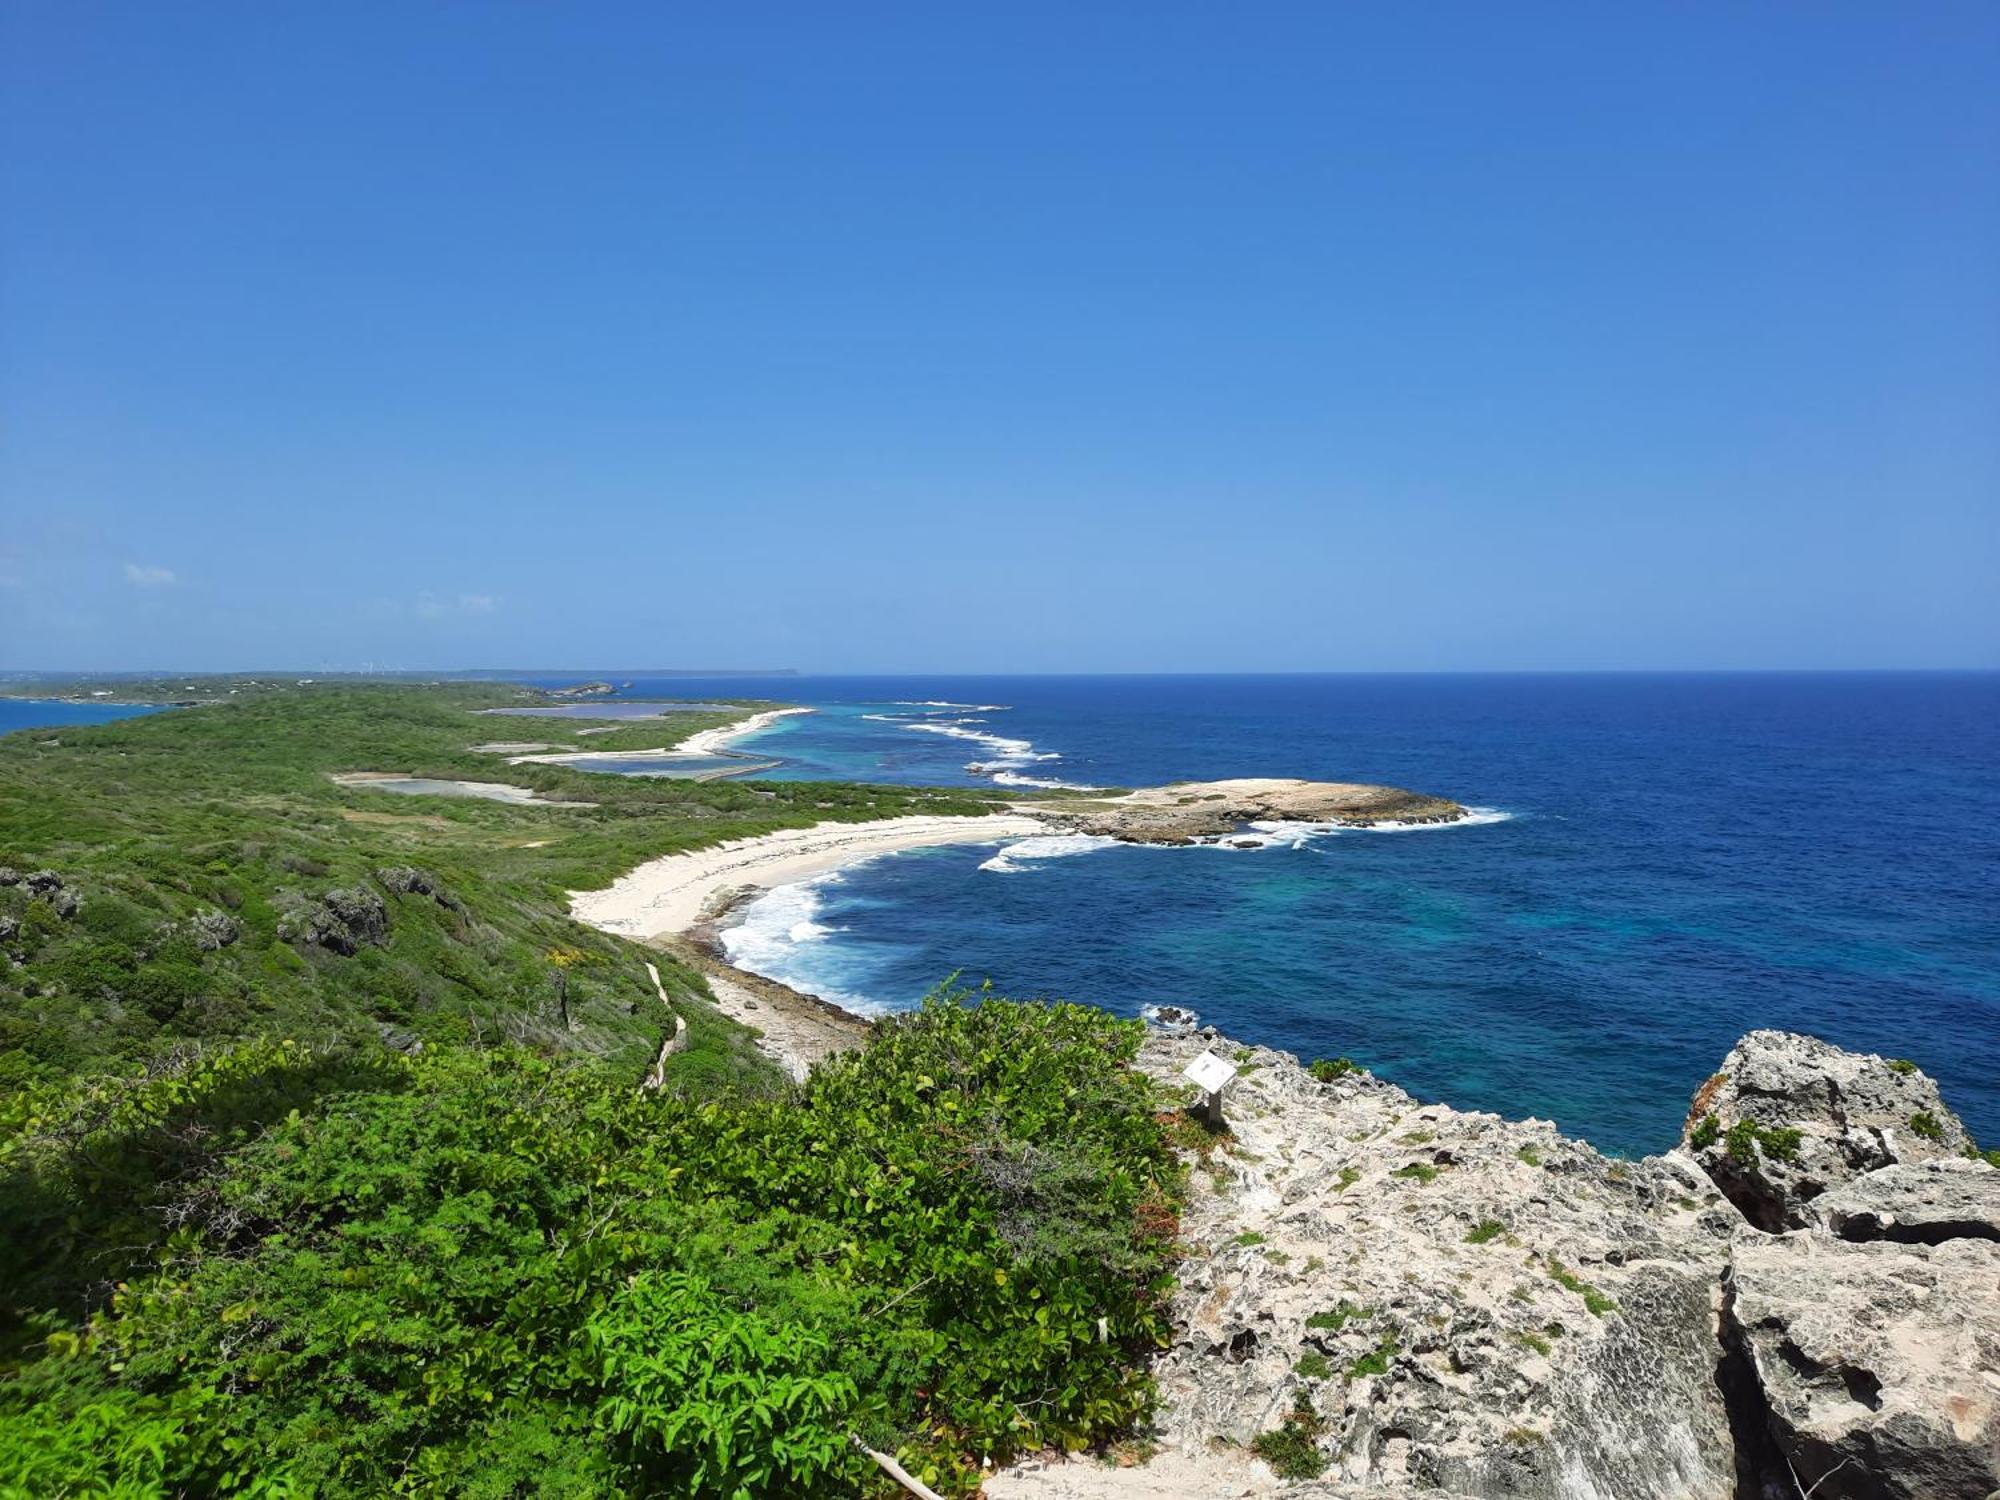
[3,3,1997,674]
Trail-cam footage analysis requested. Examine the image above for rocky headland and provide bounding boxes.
[1020,778,1468,845]
[991,1026,1999,1500]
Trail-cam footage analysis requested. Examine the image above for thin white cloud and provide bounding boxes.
[123,562,178,588]
[413,591,499,619]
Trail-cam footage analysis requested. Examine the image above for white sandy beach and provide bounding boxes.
[570,812,1046,940]
[507,705,814,766]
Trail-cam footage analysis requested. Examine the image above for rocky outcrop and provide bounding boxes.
[1683,1030,1973,1231]
[1815,1159,2000,1246]
[1029,779,1468,846]
[187,910,241,951]
[991,1027,1997,1500]
[1725,1230,2000,1499]
[1127,1030,1743,1499]
[375,865,461,910]
[286,887,389,955]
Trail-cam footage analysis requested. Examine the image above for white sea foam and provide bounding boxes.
[869,703,1105,789]
[979,833,1122,873]
[719,877,839,972]
[717,874,900,1016]
[986,769,1099,790]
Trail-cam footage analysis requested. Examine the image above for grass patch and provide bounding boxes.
[1249,1391,1326,1480]
[1308,1056,1360,1082]
[1304,1300,1370,1332]
[1390,1161,1438,1185]
[1545,1257,1617,1318]
[1465,1219,1507,1245]
[1516,1144,1543,1167]
[1344,1336,1399,1379]
[1909,1110,1945,1143]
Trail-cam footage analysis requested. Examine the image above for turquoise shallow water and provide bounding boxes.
[0,699,165,735]
[567,673,2000,1155]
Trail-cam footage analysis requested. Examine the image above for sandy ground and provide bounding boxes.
[330,771,591,806]
[508,705,815,766]
[569,812,1043,1081]
[668,945,873,1083]
[984,1448,1278,1498]
[570,813,1044,939]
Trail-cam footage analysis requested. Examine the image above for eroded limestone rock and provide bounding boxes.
[1684,1031,1972,1231]
[1133,1030,1743,1499]
[1727,1230,2000,1499]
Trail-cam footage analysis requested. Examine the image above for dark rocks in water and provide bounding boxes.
[188,910,241,951]
[1683,1030,1973,1232]
[289,887,389,955]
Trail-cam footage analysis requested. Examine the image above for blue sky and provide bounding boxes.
[3,3,1996,673]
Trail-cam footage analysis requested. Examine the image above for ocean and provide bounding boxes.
[0,698,166,736]
[540,672,2000,1157]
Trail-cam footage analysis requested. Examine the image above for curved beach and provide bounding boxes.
[508,705,815,767]
[569,812,1045,940]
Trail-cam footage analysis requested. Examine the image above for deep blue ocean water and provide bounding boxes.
[504,674,2000,1154]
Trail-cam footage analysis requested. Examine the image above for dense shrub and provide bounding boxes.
[0,989,1181,1496]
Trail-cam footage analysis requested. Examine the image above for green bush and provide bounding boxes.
[1307,1057,1359,1083]
[1249,1390,1326,1479]
[0,990,1182,1496]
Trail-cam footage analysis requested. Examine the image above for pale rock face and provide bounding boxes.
[992,1028,1999,1500]
[1814,1158,2000,1246]
[1133,1030,1743,1500]
[1726,1229,2000,1500]
[1684,1029,1974,1232]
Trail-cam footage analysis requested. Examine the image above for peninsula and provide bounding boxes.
[3,681,1992,1500]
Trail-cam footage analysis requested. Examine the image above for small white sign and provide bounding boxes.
[1183,1050,1237,1097]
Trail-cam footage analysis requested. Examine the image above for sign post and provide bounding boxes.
[1182,1049,1239,1129]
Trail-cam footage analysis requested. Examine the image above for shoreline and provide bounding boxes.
[570,811,1046,941]
[506,705,815,769]
[569,811,1044,1078]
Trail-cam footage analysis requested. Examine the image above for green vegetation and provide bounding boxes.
[1909,1110,1945,1143]
[1723,1118,1803,1164]
[1304,1301,1370,1333]
[1231,1231,1267,1247]
[1333,1165,1362,1192]
[1688,1113,1720,1149]
[0,683,995,1086]
[1544,1258,1617,1318]
[1307,1056,1359,1082]
[1465,1218,1507,1245]
[1390,1161,1439,1184]
[1516,1143,1543,1167]
[1344,1336,1399,1379]
[0,686,1182,1495]
[1293,1352,1333,1381]
[1249,1390,1327,1479]
[1887,1058,1918,1075]
[1515,1331,1552,1356]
